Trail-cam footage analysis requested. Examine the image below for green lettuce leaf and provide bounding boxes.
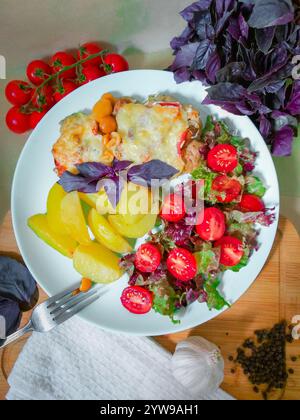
[245,176,267,198]
[205,279,231,311]
[194,244,220,276]
[149,280,180,324]
[229,254,249,272]
[191,164,217,200]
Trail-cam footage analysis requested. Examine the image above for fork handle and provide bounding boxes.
[0,321,33,349]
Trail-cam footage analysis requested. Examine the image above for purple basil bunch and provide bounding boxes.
[169,0,300,156]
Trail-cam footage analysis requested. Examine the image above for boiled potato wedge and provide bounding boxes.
[108,213,157,239]
[73,242,122,284]
[61,191,92,245]
[79,192,99,209]
[88,209,132,254]
[28,214,78,258]
[47,183,69,235]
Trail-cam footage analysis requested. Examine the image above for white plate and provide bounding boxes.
[12,70,280,336]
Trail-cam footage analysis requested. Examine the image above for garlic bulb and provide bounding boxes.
[172,336,224,397]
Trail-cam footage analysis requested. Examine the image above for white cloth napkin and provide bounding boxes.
[6,317,234,400]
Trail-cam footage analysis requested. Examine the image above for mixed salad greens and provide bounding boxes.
[120,116,275,323]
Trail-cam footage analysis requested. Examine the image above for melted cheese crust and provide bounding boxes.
[116,103,190,171]
[52,113,106,175]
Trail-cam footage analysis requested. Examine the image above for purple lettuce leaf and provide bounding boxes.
[272,125,295,156]
[128,160,179,187]
[248,0,294,29]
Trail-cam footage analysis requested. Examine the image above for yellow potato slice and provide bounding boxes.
[73,242,122,284]
[108,213,157,239]
[88,209,132,254]
[28,214,78,258]
[47,183,69,235]
[61,191,92,245]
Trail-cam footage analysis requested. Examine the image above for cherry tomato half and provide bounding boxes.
[53,80,77,102]
[212,175,242,203]
[135,243,162,273]
[215,236,244,267]
[121,286,153,315]
[77,42,103,67]
[5,80,33,106]
[196,207,226,242]
[50,52,76,79]
[240,194,265,213]
[6,107,30,134]
[167,248,197,282]
[160,193,186,223]
[207,144,238,173]
[26,60,52,85]
[104,53,129,74]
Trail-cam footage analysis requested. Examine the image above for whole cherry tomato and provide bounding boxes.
[54,80,77,102]
[77,42,103,67]
[26,60,52,85]
[78,66,106,85]
[50,52,76,79]
[104,54,129,74]
[32,85,55,111]
[29,110,47,129]
[6,107,30,134]
[5,80,33,106]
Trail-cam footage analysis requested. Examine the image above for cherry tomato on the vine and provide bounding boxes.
[26,60,52,85]
[29,110,47,129]
[31,85,55,111]
[103,53,129,74]
[6,107,30,134]
[53,80,77,102]
[77,42,103,67]
[50,52,77,79]
[5,80,33,106]
[78,66,106,85]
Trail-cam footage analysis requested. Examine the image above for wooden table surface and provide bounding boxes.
[1,211,300,400]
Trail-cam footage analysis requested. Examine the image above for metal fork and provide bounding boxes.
[0,282,101,349]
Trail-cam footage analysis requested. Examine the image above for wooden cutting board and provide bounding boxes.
[0,211,300,400]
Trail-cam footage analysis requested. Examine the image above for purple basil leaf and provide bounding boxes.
[99,177,125,208]
[193,9,214,40]
[0,297,21,341]
[205,51,221,83]
[205,82,245,102]
[170,26,195,51]
[238,13,249,39]
[173,67,191,83]
[248,0,294,29]
[0,256,38,311]
[264,80,285,94]
[255,27,276,54]
[215,0,236,17]
[180,0,213,22]
[192,69,210,84]
[128,160,178,187]
[259,114,272,138]
[59,172,98,193]
[112,159,133,172]
[228,17,241,40]
[285,81,300,116]
[272,125,294,157]
[216,62,246,83]
[170,42,200,71]
[76,162,112,179]
[271,110,298,130]
[192,39,216,70]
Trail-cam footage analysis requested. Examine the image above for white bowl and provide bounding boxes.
[12,70,280,336]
